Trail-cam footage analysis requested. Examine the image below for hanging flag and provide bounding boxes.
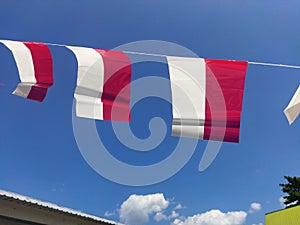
[167,56,248,142]
[67,46,132,122]
[284,85,300,125]
[0,40,53,102]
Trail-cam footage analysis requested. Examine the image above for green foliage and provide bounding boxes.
[279,176,300,208]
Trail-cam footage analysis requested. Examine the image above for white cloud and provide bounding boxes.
[104,211,114,217]
[172,209,247,225]
[279,196,297,208]
[154,212,168,222]
[119,193,169,225]
[118,194,250,225]
[248,203,261,213]
[279,196,285,208]
[154,210,179,222]
[169,210,179,219]
[252,223,264,225]
[174,204,184,210]
[173,218,183,225]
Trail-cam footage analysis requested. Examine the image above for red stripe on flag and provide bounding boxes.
[204,59,248,142]
[95,49,132,122]
[26,86,48,102]
[23,42,53,101]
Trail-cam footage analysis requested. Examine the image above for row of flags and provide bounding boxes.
[0,40,299,143]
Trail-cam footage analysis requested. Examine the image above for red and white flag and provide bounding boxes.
[67,46,132,122]
[167,56,248,142]
[284,85,300,125]
[0,40,53,102]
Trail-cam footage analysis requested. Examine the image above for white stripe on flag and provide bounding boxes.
[284,85,300,125]
[13,84,33,98]
[0,40,36,97]
[67,46,105,120]
[167,56,206,139]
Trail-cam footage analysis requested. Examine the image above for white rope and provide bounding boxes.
[248,61,300,69]
[2,39,300,69]
[121,50,170,58]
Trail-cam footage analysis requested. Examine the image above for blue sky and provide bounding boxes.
[0,1,300,225]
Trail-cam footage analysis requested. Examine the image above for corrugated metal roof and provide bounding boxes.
[0,189,123,225]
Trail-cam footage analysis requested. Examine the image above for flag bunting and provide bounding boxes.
[1,39,298,143]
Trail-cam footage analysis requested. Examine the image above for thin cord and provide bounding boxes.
[44,42,67,48]
[122,50,170,58]
[3,39,300,69]
[248,61,300,69]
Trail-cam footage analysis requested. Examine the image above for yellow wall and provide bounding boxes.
[266,205,300,225]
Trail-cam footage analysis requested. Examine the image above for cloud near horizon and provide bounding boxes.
[117,193,259,225]
[104,211,115,217]
[248,202,262,213]
[119,193,169,225]
[172,209,247,225]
